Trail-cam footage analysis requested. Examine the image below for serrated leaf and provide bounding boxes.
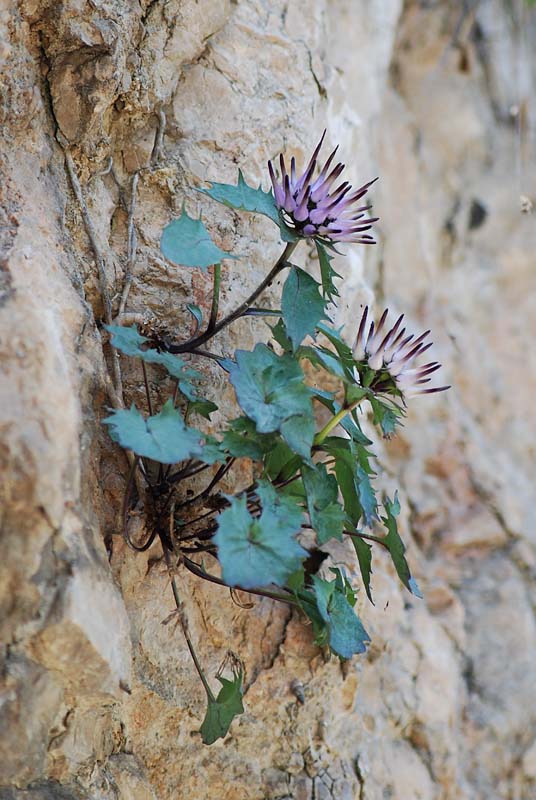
[281,267,327,350]
[328,443,377,528]
[187,398,218,420]
[369,396,403,437]
[264,440,302,482]
[316,241,341,301]
[351,536,374,603]
[200,672,244,745]
[302,464,345,544]
[199,170,280,224]
[199,170,299,244]
[221,418,278,460]
[270,318,293,353]
[103,400,203,464]
[214,481,307,589]
[356,465,378,527]
[312,573,371,659]
[229,344,314,459]
[106,324,201,399]
[381,493,423,598]
[161,209,237,270]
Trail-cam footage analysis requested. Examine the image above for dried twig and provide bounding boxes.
[118,172,139,316]
[62,144,124,401]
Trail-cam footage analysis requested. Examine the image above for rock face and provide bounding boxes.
[1,1,535,798]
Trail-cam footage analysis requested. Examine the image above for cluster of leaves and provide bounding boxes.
[103,169,421,744]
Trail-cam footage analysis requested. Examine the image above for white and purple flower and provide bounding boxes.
[268,131,378,244]
[353,307,450,400]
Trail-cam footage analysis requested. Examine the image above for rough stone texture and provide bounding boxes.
[1,1,535,798]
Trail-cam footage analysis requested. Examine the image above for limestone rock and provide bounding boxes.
[1,1,535,798]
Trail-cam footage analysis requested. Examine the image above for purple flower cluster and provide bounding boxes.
[268,131,378,244]
[353,307,450,400]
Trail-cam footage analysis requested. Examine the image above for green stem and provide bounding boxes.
[314,399,361,446]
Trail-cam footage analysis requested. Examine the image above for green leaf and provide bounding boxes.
[161,209,237,271]
[356,465,378,528]
[270,318,293,353]
[326,442,377,528]
[106,324,200,399]
[311,572,370,658]
[221,418,278,460]
[369,396,403,437]
[199,170,280,225]
[316,322,356,375]
[187,398,218,420]
[316,241,341,301]
[103,400,203,464]
[214,480,306,589]
[351,536,374,603]
[264,440,302,482]
[229,344,314,459]
[200,671,244,745]
[382,493,423,598]
[302,464,345,544]
[281,267,327,351]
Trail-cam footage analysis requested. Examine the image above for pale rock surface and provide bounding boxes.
[1,1,535,799]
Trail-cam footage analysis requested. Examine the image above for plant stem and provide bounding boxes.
[163,546,215,701]
[314,399,362,446]
[207,263,221,332]
[141,361,154,416]
[343,529,389,550]
[182,556,299,607]
[168,241,298,353]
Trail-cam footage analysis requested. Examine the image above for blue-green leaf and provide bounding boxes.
[186,303,203,331]
[106,324,200,399]
[161,209,237,270]
[281,267,327,351]
[302,464,345,544]
[199,170,280,224]
[214,480,306,589]
[199,171,299,243]
[315,241,341,301]
[351,536,374,603]
[356,465,378,528]
[229,344,314,459]
[200,671,244,745]
[369,396,403,437]
[381,493,423,598]
[311,572,371,658]
[103,400,203,464]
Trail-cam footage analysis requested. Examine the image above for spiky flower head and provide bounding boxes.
[268,131,379,245]
[353,307,450,400]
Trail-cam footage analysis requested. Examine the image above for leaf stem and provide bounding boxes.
[168,241,298,352]
[207,263,221,332]
[343,529,389,550]
[163,546,215,701]
[314,399,362,446]
[182,556,299,607]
